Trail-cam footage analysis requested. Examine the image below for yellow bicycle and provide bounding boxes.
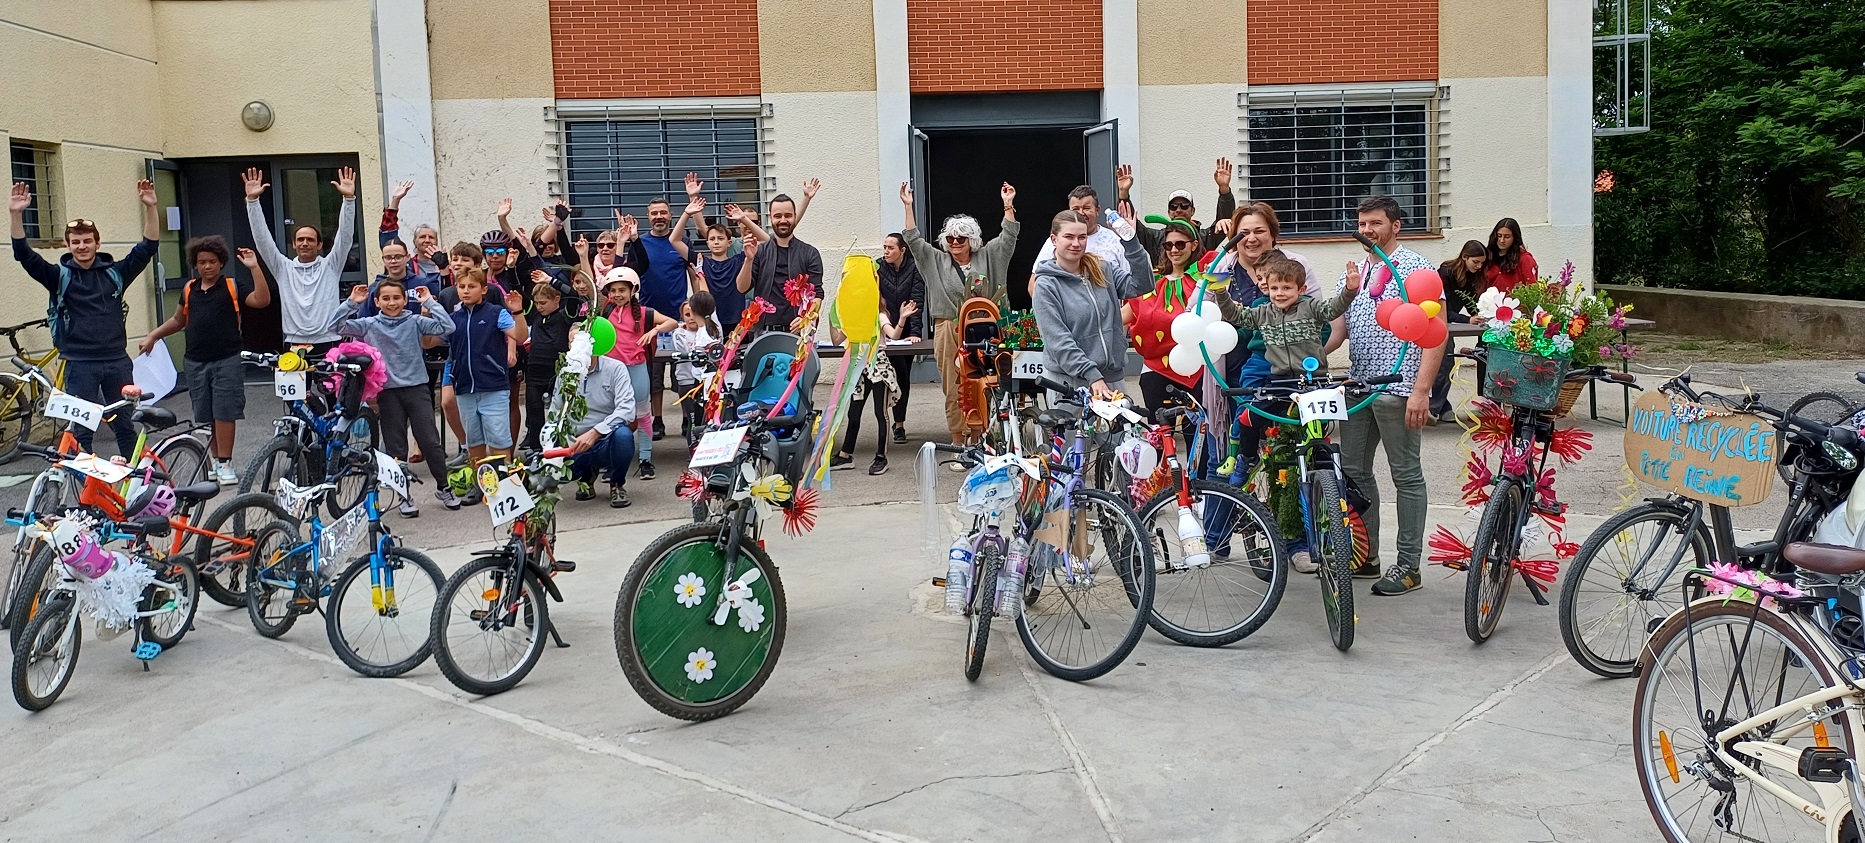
[0,318,65,464]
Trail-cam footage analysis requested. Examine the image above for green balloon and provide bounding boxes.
[588,317,617,356]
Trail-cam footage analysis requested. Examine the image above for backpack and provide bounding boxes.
[181,277,242,328]
[49,264,126,348]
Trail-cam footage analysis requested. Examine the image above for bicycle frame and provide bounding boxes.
[268,485,391,599]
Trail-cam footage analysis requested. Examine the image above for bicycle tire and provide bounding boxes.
[1016,488,1155,681]
[12,594,77,711]
[1139,480,1288,647]
[192,492,295,607]
[326,545,443,678]
[432,555,550,696]
[327,411,380,518]
[1311,472,1356,652]
[1559,503,1711,679]
[240,435,311,497]
[246,520,305,638]
[1634,601,1849,842]
[6,541,58,650]
[1787,390,1857,425]
[137,557,199,649]
[1465,480,1522,644]
[966,543,1002,682]
[2,471,68,629]
[151,434,211,496]
[0,382,35,465]
[614,521,787,722]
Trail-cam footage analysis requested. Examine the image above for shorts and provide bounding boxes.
[185,355,246,422]
[441,361,453,388]
[647,355,671,395]
[456,389,513,448]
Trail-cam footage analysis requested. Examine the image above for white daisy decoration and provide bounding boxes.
[674,572,707,608]
[685,648,715,683]
[1475,288,1520,326]
[737,598,766,633]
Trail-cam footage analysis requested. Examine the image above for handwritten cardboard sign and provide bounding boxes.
[1624,391,1777,507]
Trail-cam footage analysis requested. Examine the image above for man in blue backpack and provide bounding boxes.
[9,179,160,455]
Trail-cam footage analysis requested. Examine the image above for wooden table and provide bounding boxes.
[1447,317,1656,423]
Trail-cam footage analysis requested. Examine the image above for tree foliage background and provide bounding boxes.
[1594,0,1865,298]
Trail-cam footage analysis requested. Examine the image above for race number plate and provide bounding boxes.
[487,475,536,527]
[58,454,132,484]
[44,391,103,431]
[690,426,749,469]
[1296,388,1348,424]
[275,370,307,401]
[47,518,83,562]
[374,450,408,497]
[1011,351,1047,381]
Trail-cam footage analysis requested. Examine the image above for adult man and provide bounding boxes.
[1033,185,1123,269]
[8,179,159,455]
[733,193,824,332]
[245,166,357,354]
[567,344,640,509]
[899,182,1019,445]
[1324,195,1446,597]
[634,190,696,441]
[1117,159,1238,260]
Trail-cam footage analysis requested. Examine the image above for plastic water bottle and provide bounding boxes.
[944,536,975,615]
[1178,503,1212,569]
[996,537,1031,618]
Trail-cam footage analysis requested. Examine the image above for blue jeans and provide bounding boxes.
[571,428,637,489]
[65,356,137,455]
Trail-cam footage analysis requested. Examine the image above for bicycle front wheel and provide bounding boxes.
[193,492,295,607]
[1016,488,1155,681]
[137,558,199,649]
[2,470,68,629]
[12,594,78,711]
[1635,601,1849,842]
[431,555,551,696]
[1465,479,1522,644]
[326,545,443,677]
[615,521,786,721]
[1139,480,1287,647]
[7,541,58,650]
[1311,472,1356,652]
[966,541,1002,682]
[0,383,35,465]
[241,435,312,497]
[246,521,306,638]
[1560,503,1710,678]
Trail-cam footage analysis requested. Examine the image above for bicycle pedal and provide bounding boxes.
[291,596,318,613]
[550,559,576,574]
[469,609,490,622]
[932,577,948,587]
[1799,747,1848,783]
[1531,500,1566,516]
[133,641,162,661]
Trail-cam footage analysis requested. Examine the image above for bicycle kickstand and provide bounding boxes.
[1521,570,1551,606]
[547,619,570,649]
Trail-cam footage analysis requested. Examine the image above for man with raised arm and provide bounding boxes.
[244,166,357,356]
[733,188,824,333]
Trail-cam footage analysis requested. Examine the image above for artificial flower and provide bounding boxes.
[1551,333,1574,354]
[737,598,765,632]
[674,572,707,608]
[685,648,716,682]
[1476,288,1521,326]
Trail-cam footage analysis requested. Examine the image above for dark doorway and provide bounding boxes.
[924,128,1085,310]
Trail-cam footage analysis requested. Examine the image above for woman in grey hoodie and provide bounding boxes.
[1031,210,1153,400]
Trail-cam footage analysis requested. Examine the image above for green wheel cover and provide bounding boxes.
[630,539,776,704]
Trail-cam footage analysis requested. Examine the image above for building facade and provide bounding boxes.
[1,0,1591,349]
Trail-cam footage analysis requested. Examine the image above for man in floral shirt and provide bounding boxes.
[1324,196,1447,596]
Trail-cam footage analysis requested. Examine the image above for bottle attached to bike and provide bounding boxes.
[995,537,1031,618]
[945,535,975,615]
[1177,503,1212,569]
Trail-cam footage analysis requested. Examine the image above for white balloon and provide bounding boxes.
[1202,322,1239,355]
[1167,343,1204,377]
[1193,298,1224,324]
[1169,312,1204,345]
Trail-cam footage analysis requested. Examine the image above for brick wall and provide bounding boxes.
[550,0,761,98]
[905,0,1101,93]
[1247,0,1438,84]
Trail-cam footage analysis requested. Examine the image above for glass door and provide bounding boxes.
[145,159,185,368]
[271,157,364,290]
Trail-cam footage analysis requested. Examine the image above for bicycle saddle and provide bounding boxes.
[130,405,177,429]
[1036,405,1081,430]
[336,352,374,370]
[1783,542,1865,576]
[171,480,222,505]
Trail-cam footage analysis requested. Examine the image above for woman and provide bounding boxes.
[1483,218,1538,292]
[1122,220,1203,414]
[1428,240,1488,422]
[1222,202,1321,390]
[1031,211,1151,400]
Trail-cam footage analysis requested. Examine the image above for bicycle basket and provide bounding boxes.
[1480,343,1570,412]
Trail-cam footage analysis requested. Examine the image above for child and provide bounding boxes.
[1212,253,1359,378]
[600,268,676,481]
[448,269,528,499]
[139,237,273,485]
[671,291,720,446]
[327,279,457,514]
[832,294,917,475]
[522,272,586,452]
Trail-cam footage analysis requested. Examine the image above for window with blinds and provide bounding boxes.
[548,102,772,240]
[9,140,61,245]
[1239,85,1449,237]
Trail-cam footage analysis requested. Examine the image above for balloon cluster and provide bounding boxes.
[1371,267,1449,348]
[1165,294,1233,378]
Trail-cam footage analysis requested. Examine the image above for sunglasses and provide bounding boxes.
[944,236,968,245]
[1167,202,1193,211]
[1162,241,1193,251]
[596,242,616,249]
[484,248,510,257]
[65,218,97,230]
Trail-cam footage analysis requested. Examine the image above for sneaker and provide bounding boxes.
[1290,550,1318,574]
[398,497,420,519]
[1351,559,1382,579]
[638,460,656,481]
[460,489,484,507]
[1437,409,1458,425]
[947,460,965,473]
[892,425,907,445]
[446,449,469,469]
[610,486,631,508]
[435,487,462,510]
[214,462,239,486]
[653,418,666,441]
[1371,565,1423,596]
[830,454,855,471]
[868,455,889,476]
[575,480,595,502]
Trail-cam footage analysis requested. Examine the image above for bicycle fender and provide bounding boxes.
[535,571,565,603]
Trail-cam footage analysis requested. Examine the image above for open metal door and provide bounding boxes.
[1083,121,1118,209]
[908,126,930,228]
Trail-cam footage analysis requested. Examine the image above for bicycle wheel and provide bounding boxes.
[0,383,34,465]
[433,555,550,696]
[1465,480,1522,644]
[1560,503,1711,678]
[1016,488,1155,681]
[137,558,199,649]
[965,540,1002,682]
[1787,390,1856,425]
[326,545,443,678]
[614,521,786,721]
[2,471,69,629]
[192,492,295,607]
[1635,601,1850,842]
[327,428,378,518]
[240,434,311,496]
[246,520,305,638]
[7,541,58,650]
[151,434,210,495]
[1139,480,1288,647]
[1309,472,1356,652]
[11,594,78,711]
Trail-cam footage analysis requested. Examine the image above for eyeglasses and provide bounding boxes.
[944,236,968,245]
[1162,241,1193,251]
[484,248,509,257]
[65,219,95,230]
[1167,202,1193,212]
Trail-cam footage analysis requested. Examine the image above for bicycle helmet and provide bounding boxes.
[480,230,515,251]
[50,522,115,579]
[123,475,176,520]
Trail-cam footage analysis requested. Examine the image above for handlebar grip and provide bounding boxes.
[1606,371,1637,385]
[1035,375,1074,395]
[1157,407,1192,424]
[1359,373,1404,387]
[539,447,574,460]
[1220,387,1257,398]
[19,443,57,460]
[930,443,966,455]
[7,508,23,521]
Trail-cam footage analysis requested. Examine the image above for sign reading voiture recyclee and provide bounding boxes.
[1623,391,1777,507]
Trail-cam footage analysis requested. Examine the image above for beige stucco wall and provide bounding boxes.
[427,0,557,100]
[764,91,882,263]
[427,0,555,247]
[1138,0,1246,86]
[1134,83,1240,224]
[1440,0,1547,79]
[759,0,876,93]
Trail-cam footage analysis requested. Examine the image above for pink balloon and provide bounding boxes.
[1403,268,1443,304]
[1367,264,1391,298]
[1388,303,1429,343]
[1415,316,1448,348]
[1375,297,1403,330]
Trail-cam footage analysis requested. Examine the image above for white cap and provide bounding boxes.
[1168,190,1194,203]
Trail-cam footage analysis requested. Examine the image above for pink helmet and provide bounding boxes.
[54,529,116,579]
[124,476,176,520]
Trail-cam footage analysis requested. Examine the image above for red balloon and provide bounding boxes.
[1388,303,1429,343]
[1415,316,1448,348]
[1375,297,1404,329]
[1403,268,1443,304]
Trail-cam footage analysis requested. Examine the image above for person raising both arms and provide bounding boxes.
[379,180,444,276]
[1031,209,1152,401]
[899,181,1018,446]
[243,166,356,357]
[140,238,274,484]
[733,189,824,333]
[9,179,160,456]
[1117,158,1239,261]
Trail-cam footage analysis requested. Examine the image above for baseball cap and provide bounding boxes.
[1168,190,1194,204]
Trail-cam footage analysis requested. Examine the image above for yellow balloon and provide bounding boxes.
[835,256,882,344]
[1420,300,1442,319]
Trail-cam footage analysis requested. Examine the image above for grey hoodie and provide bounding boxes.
[1031,235,1153,391]
[326,298,454,389]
